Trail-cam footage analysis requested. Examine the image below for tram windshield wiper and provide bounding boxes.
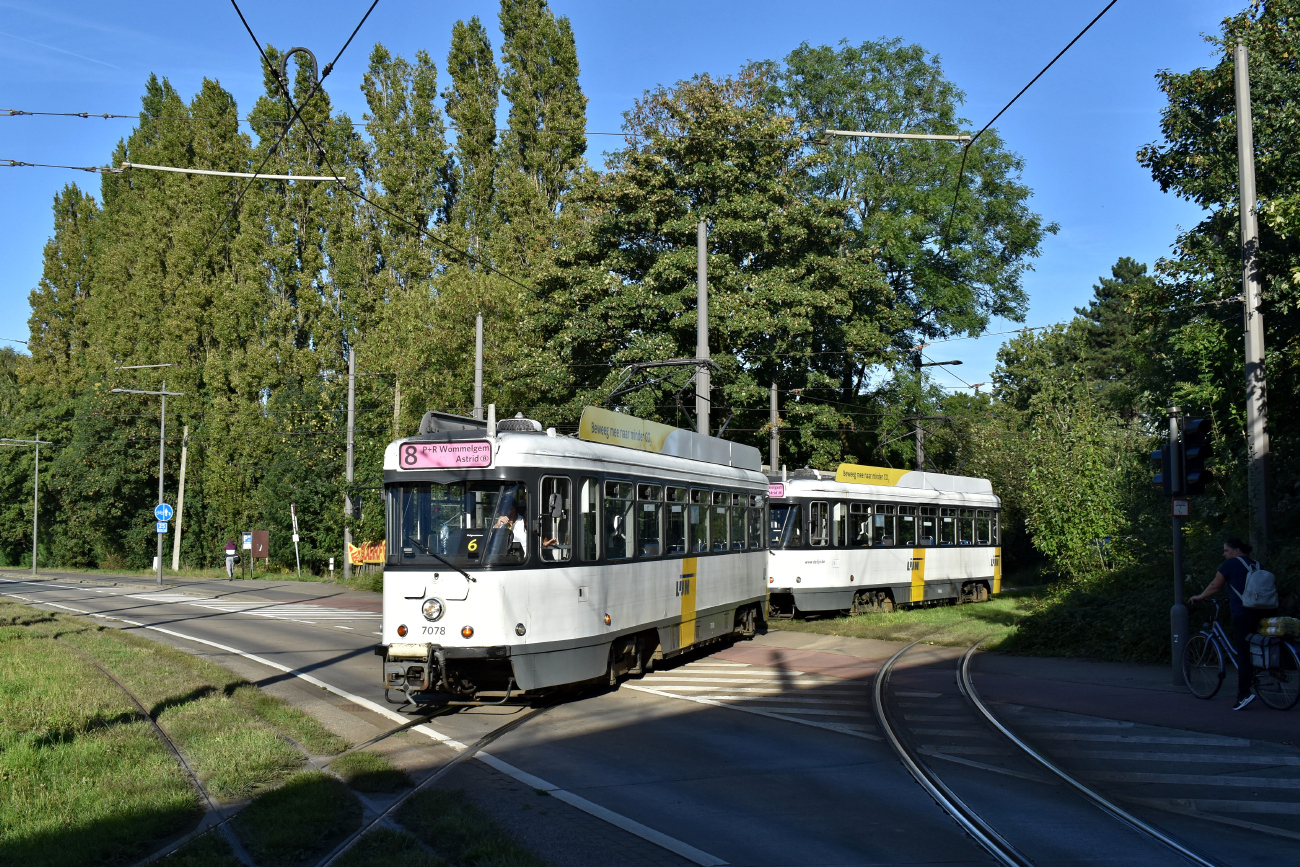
[404,536,476,582]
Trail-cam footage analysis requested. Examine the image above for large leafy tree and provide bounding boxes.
[760,39,1056,346]
[539,68,900,467]
[444,16,501,257]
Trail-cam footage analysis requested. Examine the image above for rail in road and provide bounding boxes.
[6,574,1300,867]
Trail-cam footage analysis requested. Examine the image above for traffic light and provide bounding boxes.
[1182,418,1213,495]
[1151,446,1172,495]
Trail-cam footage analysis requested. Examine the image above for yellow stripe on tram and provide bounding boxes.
[993,547,1002,595]
[680,557,697,646]
[910,548,926,604]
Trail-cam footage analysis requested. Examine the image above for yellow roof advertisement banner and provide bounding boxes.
[578,406,676,453]
[834,463,912,487]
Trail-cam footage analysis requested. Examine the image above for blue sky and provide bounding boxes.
[0,0,1241,391]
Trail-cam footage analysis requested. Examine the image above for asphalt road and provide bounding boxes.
[3,572,1296,867]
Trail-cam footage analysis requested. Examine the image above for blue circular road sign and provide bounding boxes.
[154,503,174,521]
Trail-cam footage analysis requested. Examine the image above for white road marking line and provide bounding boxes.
[695,694,869,708]
[1024,719,1134,728]
[641,676,838,686]
[1053,749,1300,766]
[700,705,866,718]
[1085,771,1300,789]
[1123,797,1300,815]
[648,685,870,696]
[920,744,1016,757]
[87,614,727,867]
[625,683,881,742]
[918,747,1052,783]
[45,602,88,613]
[909,728,991,738]
[333,626,354,630]
[896,690,943,698]
[124,592,381,621]
[1037,733,1250,747]
[904,715,973,722]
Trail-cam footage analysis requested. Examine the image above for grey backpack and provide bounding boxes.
[1232,557,1278,609]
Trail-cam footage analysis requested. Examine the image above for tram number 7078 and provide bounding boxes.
[422,626,446,636]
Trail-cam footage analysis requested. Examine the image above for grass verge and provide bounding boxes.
[232,771,362,867]
[331,750,412,793]
[0,599,348,866]
[770,592,1037,649]
[398,789,549,867]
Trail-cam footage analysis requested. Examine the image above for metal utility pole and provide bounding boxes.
[914,419,926,471]
[112,366,181,586]
[171,426,188,572]
[769,379,779,469]
[473,313,484,421]
[696,220,710,436]
[1235,40,1271,562]
[1168,407,1188,687]
[912,353,962,471]
[344,347,356,582]
[2,435,51,576]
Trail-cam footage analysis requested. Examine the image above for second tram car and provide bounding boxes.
[378,406,768,703]
[766,464,1001,617]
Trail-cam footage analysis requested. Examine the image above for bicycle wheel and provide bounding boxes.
[1255,641,1300,711]
[1183,633,1224,699]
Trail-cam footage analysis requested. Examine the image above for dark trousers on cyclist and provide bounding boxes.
[1233,608,1278,701]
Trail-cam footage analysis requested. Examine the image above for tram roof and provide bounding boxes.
[769,466,995,498]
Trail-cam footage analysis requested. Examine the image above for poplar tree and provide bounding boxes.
[496,0,588,267]
[444,17,500,256]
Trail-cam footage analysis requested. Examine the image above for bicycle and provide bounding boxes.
[1183,599,1300,710]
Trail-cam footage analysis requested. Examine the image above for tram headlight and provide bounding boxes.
[421,597,445,622]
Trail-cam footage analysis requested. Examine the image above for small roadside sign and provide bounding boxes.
[1172,498,1190,517]
[156,521,169,534]
[242,533,253,550]
[154,503,174,522]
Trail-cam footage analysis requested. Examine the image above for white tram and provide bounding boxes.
[379,406,768,702]
[766,464,1002,618]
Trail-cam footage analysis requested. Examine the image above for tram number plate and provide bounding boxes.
[422,626,445,636]
[400,441,492,469]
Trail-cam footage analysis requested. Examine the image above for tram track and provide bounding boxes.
[874,636,1226,867]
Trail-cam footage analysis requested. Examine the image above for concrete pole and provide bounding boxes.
[31,434,39,577]
[915,419,925,472]
[696,220,710,435]
[157,383,166,586]
[344,348,356,582]
[473,313,484,421]
[1169,407,1188,686]
[1235,40,1271,562]
[769,379,779,469]
[172,426,188,571]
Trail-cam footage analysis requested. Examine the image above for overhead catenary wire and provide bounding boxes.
[940,0,1121,249]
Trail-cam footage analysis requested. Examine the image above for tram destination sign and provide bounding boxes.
[400,440,492,469]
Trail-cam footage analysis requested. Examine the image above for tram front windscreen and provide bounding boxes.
[389,481,530,567]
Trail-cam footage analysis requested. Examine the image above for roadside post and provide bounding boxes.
[1167,407,1188,687]
[242,532,252,579]
[1,434,52,576]
[291,503,302,579]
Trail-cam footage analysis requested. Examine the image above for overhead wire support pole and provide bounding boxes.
[1168,406,1188,687]
[344,347,356,583]
[2,436,52,576]
[770,379,779,470]
[696,219,710,436]
[1235,39,1271,562]
[474,313,484,421]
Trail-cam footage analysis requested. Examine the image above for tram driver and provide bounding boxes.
[490,489,529,561]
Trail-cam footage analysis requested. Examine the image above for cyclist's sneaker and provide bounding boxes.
[1232,694,1256,711]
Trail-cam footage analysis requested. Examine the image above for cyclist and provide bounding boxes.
[1190,538,1279,710]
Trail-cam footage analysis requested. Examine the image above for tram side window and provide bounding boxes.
[605,481,635,560]
[976,509,992,546]
[809,501,831,547]
[919,506,937,546]
[874,504,896,546]
[579,477,600,561]
[748,495,764,550]
[832,502,848,548]
[690,489,709,553]
[940,507,957,545]
[769,504,801,548]
[850,503,871,547]
[711,491,730,552]
[959,508,976,545]
[666,487,689,554]
[897,505,917,547]
[638,484,663,557]
[729,493,747,550]
[540,476,572,562]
